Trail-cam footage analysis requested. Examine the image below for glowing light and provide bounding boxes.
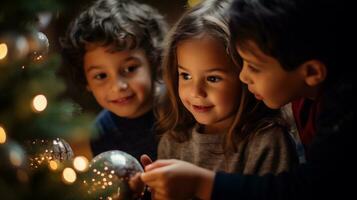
[0,126,6,144]
[73,156,89,172]
[0,43,8,59]
[49,160,58,170]
[10,150,23,167]
[32,94,48,112]
[62,167,77,184]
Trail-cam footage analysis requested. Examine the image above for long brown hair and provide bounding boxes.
[156,0,283,152]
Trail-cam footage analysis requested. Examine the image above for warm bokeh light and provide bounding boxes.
[0,43,8,60]
[0,126,6,144]
[17,170,29,183]
[32,94,48,112]
[73,156,89,172]
[62,167,77,184]
[10,149,23,167]
[49,160,59,170]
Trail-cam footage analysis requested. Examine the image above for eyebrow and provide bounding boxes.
[178,65,229,73]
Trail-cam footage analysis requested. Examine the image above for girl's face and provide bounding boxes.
[177,36,241,133]
[84,44,153,118]
[237,41,308,109]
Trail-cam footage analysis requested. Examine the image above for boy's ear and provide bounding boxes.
[300,60,327,86]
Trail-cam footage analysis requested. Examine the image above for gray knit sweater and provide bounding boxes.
[158,124,297,175]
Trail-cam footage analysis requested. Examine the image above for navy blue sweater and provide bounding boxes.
[90,109,157,162]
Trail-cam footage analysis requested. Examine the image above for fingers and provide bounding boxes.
[140,154,153,167]
[144,159,177,171]
[128,172,145,194]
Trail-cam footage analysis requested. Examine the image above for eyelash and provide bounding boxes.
[179,72,222,83]
[94,73,107,80]
[179,72,191,80]
[207,76,221,82]
[122,65,139,74]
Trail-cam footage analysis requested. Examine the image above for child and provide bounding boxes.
[141,0,354,199]
[60,0,168,161]
[142,1,297,197]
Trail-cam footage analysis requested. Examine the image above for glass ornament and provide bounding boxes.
[26,138,74,169]
[84,150,144,200]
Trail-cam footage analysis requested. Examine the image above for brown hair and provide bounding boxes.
[156,0,284,152]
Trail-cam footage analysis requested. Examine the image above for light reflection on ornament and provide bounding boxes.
[32,94,47,112]
[0,126,6,144]
[62,167,77,184]
[73,156,89,172]
[0,43,8,59]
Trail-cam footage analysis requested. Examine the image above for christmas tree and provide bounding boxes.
[0,0,95,199]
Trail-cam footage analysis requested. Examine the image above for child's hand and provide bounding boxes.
[140,159,215,200]
[128,154,153,196]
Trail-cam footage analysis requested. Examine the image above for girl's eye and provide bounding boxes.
[123,65,138,74]
[94,73,107,80]
[207,76,222,83]
[179,72,191,80]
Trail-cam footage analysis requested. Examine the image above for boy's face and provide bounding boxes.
[177,36,241,132]
[237,41,308,109]
[84,44,153,118]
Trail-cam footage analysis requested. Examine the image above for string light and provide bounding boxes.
[0,43,8,59]
[62,167,77,184]
[0,126,6,144]
[49,160,59,171]
[73,156,89,172]
[32,94,48,112]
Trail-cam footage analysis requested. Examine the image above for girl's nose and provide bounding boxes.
[118,79,128,90]
[190,81,207,98]
[111,79,128,92]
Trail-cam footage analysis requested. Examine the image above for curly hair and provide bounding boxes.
[60,0,168,91]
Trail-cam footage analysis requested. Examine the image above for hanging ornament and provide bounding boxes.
[26,138,74,169]
[83,150,144,200]
[0,33,30,61]
[0,139,28,183]
[26,31,49,61]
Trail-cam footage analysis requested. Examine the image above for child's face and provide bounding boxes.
[177,36,241,131]
[84,44,153,118]
[237,41,308,109]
